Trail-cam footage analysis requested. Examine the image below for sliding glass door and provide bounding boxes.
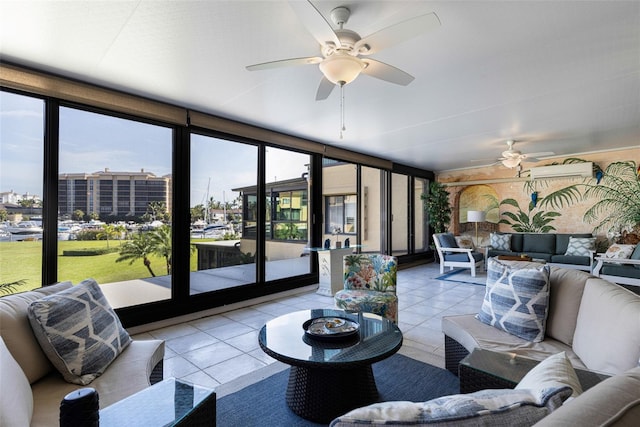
[190,134,257,294]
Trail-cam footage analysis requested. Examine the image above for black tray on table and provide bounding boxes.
[302,316,360,341]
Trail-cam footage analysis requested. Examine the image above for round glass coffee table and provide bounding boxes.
[258,309,403,423]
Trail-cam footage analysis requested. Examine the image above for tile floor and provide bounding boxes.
[132,263,487,391]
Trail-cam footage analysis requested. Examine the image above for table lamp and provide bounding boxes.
[467,210,486,246]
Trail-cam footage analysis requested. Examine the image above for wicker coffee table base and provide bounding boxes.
[286,365,378,423]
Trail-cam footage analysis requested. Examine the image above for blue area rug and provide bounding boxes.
[435,268,487,286]
[216,353,459,426]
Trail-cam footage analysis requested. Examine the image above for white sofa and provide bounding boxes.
[0,281,165,427]
[330,263,640,426]
[442,264,640,376]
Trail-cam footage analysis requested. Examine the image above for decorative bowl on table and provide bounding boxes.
[303,317,359,341]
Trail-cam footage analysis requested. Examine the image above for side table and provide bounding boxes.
[99,378,216,426]
[459,348,609,394]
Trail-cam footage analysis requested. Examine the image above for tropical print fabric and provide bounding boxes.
[335,254,398,322]
[343,254,397,292]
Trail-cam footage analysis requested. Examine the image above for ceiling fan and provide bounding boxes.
[496,140,555,169]
[246,1,441,101]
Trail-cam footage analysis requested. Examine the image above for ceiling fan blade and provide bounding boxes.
[524,151,555,158]
[288,0,341,48]
[354,12,441,55]
[246,56,322,71]
[361,59,414,85]
[315,76,335,101]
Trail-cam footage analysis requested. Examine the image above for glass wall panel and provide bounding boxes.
[414,177,429,252]
[391,173,409,256]
[190,135,257,292]
[322,159,357,249]
[0,91,44,294]
[264,147,311,281]
[58,107,172,308]
[360,166,383,253]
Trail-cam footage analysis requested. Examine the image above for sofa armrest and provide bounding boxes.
[593,256,640,276]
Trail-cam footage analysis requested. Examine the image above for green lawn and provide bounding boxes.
[0,239,209,294]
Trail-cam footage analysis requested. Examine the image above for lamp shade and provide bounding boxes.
[319,53,365,85]
[467,210,486,222]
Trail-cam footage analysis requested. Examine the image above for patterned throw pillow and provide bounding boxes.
[564,236,596,256]
[330,386,571,426]
[476,258,551,342]
[515,352,583,398]
[455,235,474,250]
[490,233,512,251]
[604,244,636,261]
[27,278,131,385]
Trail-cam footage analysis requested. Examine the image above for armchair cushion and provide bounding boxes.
[443,252,484,263]
[343,254,397,292]
[336,254,398,322]
[335,290,398,323]
[27,278,132,385]
[436,233,458,249]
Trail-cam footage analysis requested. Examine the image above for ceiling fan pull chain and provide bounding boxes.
[340,82,346,139]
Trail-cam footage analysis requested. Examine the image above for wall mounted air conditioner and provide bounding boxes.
[530,162,593,180]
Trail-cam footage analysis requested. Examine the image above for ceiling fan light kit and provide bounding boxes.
[318,53,365,85]
[501,156,523,169]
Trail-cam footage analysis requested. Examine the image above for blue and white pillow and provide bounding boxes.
[564,236,595,256]
[27,278,131,385]
[329,386,571,426]
[490,233,512,251]
[476,258,551,342]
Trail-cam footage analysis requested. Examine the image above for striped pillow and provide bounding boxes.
[476,258,551,342]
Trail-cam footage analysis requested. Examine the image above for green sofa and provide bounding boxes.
[487,233,594,270]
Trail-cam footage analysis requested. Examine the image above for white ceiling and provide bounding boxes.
[1,1,638,172]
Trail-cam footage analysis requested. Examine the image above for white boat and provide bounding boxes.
[6,221,43,240]
[8,221,43,234]
[191,223,231,238]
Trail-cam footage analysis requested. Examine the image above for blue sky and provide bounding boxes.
[1,91,309,206]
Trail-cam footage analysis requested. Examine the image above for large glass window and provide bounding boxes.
[361,166,384,253]
[264,147,311,280]
[0,91,44,294]
[58,106,173,308]
[391,173,409,256]
[190,134,257,293]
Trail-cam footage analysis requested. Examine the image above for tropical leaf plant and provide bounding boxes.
[538,160,640,233]
[0,280,25,295]
[498,198,561,233]
[421,181,452,233]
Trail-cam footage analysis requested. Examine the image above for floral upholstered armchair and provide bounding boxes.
[334,254,398,323]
